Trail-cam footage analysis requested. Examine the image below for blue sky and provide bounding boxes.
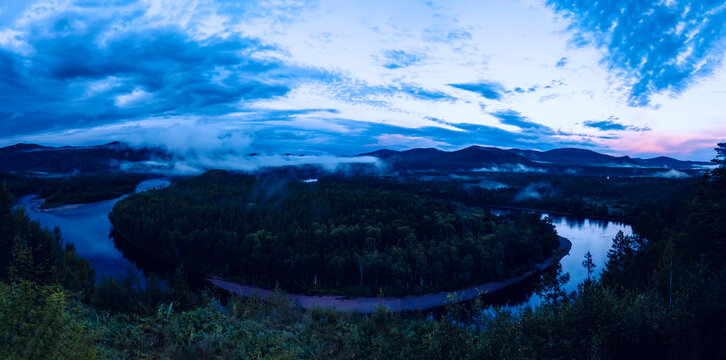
[0,0,725,161]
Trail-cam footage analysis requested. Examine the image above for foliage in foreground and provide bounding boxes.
[4,274,723,359]
[0,281,97,360]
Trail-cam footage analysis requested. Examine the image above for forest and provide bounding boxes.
[364,172,697,220]
[1,143,724,359]
[110,171,559,296]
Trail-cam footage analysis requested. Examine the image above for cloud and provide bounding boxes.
[462,179,508,190]
[399,85,455,101]
[1,0,718,162]
[649,169,689,179]
[116,120,381,175]
[513,181,555,202]
[381,49,421,69]
[474,164,547,174]
[369,134,450,149]
[449,81,506,100]
[583,117,651,132]
[548,0,726,106]
[491,110,556,134]
[445,30,472,41]
[584,120,627,131]
[121,154,381,176]
[0,105,606,161]
[0,1,326,138]
[555,57,568,67]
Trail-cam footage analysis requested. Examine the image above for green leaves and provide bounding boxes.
[0,186,94,298]
[0,281,98,360]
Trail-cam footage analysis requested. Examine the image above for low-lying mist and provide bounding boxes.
[120,153,381,176]
[514,181,557,202]
[473,164,547,173]
[118,124,381,175]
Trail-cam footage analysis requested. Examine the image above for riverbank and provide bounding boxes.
[207,236,572,313]
[474,203,626,223]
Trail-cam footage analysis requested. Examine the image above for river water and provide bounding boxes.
[17,179,170,280]
[16,181,632,307]
[512,213,631,307]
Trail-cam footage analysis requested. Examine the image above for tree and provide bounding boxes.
[606,231,634,272]
[538,261,570,308]
[582,251,596,286]
[710,143,726,184]
[712,142,726,167]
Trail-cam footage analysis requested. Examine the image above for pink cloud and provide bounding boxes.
[604,130,725,160]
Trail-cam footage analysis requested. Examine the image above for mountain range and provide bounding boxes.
[0,142,710,175]
[360,146,710,172]
[0,142,167,174]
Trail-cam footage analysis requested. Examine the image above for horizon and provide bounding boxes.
[1,1,725,161]
[2,140,713,163]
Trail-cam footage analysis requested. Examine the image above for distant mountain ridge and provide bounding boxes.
[363,146,537,171]
[0,142,168,174]
[0,142,709,175]
[361,146,709,171]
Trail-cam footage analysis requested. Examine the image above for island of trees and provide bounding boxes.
[110,171,559,296]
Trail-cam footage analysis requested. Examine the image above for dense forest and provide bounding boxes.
[1,143,725,359]
[367,172,697,220]
[110,171,559,296]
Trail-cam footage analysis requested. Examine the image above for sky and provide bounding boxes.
[0,0,725,161]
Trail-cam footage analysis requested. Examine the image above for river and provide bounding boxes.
[16,181,632,309]
[503,212,631,308]
[16,179,170,280]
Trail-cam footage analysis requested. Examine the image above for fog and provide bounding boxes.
[473,164,547,173]
[653,169,689,179]
[119,123,381,175]
[514,182,557,202]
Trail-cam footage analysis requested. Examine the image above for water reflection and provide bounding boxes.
[16,179,170,280]
[491,211,632,309]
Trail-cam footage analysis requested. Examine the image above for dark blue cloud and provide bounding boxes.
[449,81,505,100]
[382,50,421,69]
[399,85,455,101]
[338,81,455,103]
[583,120,627,131]
[491,110,556,134]
[583,117,651,132]
[548,0,726,106]
[555,57,568,67]
[446,30,472,41]
[0,8,330,138]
